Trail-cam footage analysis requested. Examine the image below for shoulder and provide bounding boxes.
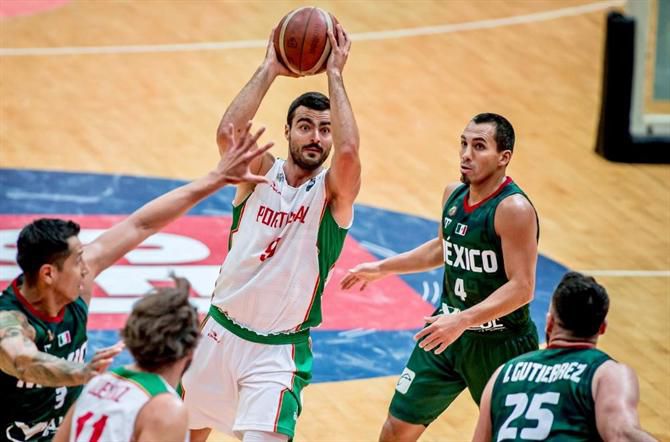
[0,309,33,337]
[495,194,537,232]
[592,359,639,401]
[135,394,188,436]
[594,360,636,386]
[442,182,464,206]
[497,193,535,215]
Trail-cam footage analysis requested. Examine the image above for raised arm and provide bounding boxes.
[216,29,295,168]
[81,123,273,303]
[594,361,656,441]
[0,311,121,387]
[341,183,459,290]
[324,24,360,227]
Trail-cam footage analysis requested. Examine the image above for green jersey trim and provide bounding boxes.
[209,305,310,345]
[110,367,170,397]
[296,203,349,331]
[228,192,252,251]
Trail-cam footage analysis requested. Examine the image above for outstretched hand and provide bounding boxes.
[84,341,124,379]
[216,121,274,185]
[340,261,387,291]
[326,23,351,74]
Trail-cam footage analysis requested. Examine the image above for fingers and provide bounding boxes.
[434,343,449,355]
[414,324,434,341]
[337,24,346,46]
[245,175,272,186]
[327,28,337,50]
[420,334,442,352]
[340,272,361,290]
[423,315,439,324]
[245,140,274,160]
[234,121,254,150]
[91,341,124,361]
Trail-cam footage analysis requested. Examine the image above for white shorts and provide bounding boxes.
[182,314,312,439]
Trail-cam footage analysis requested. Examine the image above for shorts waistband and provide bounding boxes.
[463,321,536,339]
[208,305,310,345]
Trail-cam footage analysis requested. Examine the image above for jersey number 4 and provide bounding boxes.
[454,278,467,301]
[497,392,560,441]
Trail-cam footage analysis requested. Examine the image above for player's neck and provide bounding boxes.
[547,334,598,349]
[283,160,322,188]
[128,363,183,389]
[19,280,68,318]
[468,173,507,206]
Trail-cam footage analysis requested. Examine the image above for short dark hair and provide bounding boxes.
[552,271,609,338]
[121,276,199,372]
[286,92,330,127]
[471,113,515,152]
[16,218,81,285]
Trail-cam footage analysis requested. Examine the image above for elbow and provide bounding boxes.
[518,280,535,305]
[338,142,359,157]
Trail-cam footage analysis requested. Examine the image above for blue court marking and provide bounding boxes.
[1,169,568,382]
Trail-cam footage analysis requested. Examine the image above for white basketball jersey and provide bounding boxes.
[69,367,184,442]
[211,159,349,334]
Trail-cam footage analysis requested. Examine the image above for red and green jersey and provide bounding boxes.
[0,276,88,442]
[441,177,538,334]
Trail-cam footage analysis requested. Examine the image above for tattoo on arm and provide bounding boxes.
[0,311,89,387]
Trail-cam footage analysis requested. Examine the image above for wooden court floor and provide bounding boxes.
[1,1,668,440]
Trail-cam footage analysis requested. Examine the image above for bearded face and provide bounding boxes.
[285,106,333,171]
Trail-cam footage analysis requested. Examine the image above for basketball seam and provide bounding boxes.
[279,8,304,75]
[304,8,333,75]
[297,7,317,75]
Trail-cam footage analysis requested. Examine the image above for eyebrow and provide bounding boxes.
[296,117,330,126]
[461,135,489,143]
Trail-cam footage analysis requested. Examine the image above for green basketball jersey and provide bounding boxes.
[490,346,611,441]
[441,177,537,334]
[0,276,89,442]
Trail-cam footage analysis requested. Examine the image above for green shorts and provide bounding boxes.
[389,324,538,426]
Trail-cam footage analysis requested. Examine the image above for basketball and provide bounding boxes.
[273,7,339,76]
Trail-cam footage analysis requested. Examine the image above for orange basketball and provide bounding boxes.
[273,7,339,76]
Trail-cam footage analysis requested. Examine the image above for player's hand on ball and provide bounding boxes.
[327,23,351,74]
[264,28,301,78]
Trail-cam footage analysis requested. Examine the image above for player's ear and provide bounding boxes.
[285,124,290,140]
[598,319,607,336]
[545,311,554,336]
[499,149,512,167]
[39,263,56,286]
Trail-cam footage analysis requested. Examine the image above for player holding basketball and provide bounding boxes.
[472,271,655,442]
[0,123,272,442]
[342,113,539,441]
[181,23,360,442]
[54,276,199,442]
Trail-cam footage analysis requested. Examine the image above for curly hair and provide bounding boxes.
[121,276,200,371]
[552,271,610,338]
